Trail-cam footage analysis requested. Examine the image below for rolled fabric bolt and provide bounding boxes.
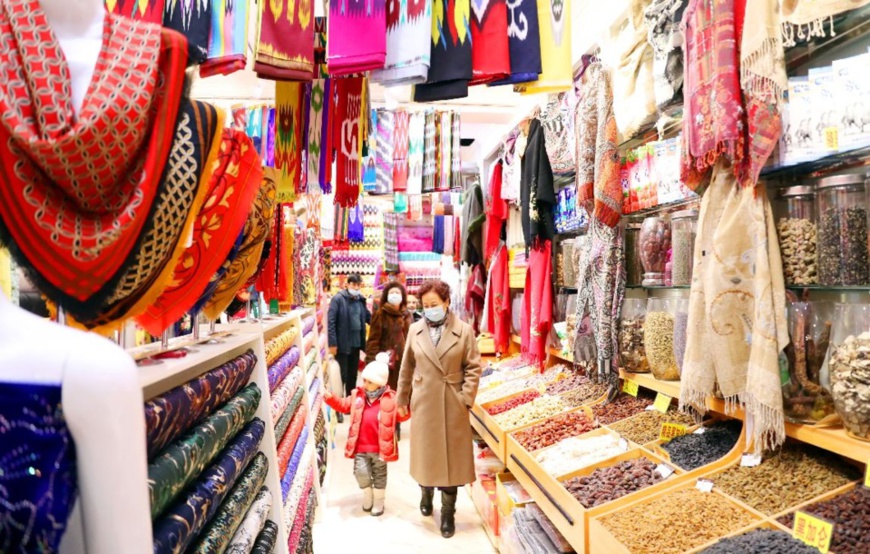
[275,386,305,439]
[226,487,274,554]
[270,367,302,425]
[280,427,310,502]
[250,520,279,554]
[277,405,308,477]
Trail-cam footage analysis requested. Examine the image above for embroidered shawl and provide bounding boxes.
[163,0,211,64]
[255,0,315,81]
[489,0,541,85]
[516,0,571,94]
[105,0,164,23]
[414,0,472,101]
[333,77,365,207]
[375,109,395,194]
[470,0,510,84]
[521,240,553,365]
[275,81,306,203]
[199,0,249,77]
[392,110,410,191]
[372,0,432,85]
[327,0,387,75]
[0,5,189,323]
[137,127,264,335]
[407,111,425,194]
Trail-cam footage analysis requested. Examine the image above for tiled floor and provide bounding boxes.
[313,417,498,553]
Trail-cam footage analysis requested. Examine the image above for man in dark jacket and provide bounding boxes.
[328,274,371,399]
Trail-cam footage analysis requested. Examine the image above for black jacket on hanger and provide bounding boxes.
[520,118,556,249]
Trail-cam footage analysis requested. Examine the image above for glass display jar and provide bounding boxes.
[561,239,577,289]
[782,301,835,424]
[816,175,869,286]
[671,210,698,286]
[619,298,649,373]
[624,223,643,287]
[829,303,870,440]
[644,297,679,380]
[672,297,690,376]
[639,216,671,286]
[774,185,818,285]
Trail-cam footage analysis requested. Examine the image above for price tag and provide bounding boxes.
[659,422,689,442]
[792,511,833,553]
[655,464,675,479]
[653,393,672,413]
[618,438,629,450]
[693,427,706,435]
[823,127,839,151]
[865,461,870,488]
[696,479,714,493]
[741,453,762,467]
[623,380,639,397]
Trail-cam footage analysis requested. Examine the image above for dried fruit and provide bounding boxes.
[562,457,666,508]
[512,411,598,452]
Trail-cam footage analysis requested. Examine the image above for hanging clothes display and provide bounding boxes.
[608,0,657,140]
[327,0,387,75]
[486,243,512,354]
[105,0,163,23]
[422,111,436,192]
[485,161,508,262]
[469,0,510,84]
[375,109,395,194]
[163,0,211,64]
[517,0,572,94]
[521,240,553,365]
[413,0,472,101]
[489,0,541,85]
[392,109,410,191]
[451,112,462,188]
[333,77,365,207]
[461,183,485,266]
[520,119,556,249]
[200,0,249,77]
[255,0,315,81]
[407,111,425,194]
[275,82,306,203]
[372,0,432,85]
[540,92,576,176]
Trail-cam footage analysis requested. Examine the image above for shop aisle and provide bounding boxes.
[313,418,497,553]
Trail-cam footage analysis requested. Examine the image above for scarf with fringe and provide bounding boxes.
[781,0,870,46]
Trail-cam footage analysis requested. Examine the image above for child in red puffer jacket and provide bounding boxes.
[324,353,410,517]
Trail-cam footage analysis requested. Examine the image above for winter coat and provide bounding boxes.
[365,304,412,390]
[396,314,482,487]
[327,290,371,355]
[325,387,410,462]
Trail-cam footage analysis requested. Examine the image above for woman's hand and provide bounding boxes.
[398,406,409,418]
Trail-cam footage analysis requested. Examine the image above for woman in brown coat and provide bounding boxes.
[396,279,482,539]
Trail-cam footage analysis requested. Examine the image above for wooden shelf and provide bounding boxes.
[549,347,573,363]
[618,369,681,400]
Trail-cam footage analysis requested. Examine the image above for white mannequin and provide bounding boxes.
[0,1,153,551]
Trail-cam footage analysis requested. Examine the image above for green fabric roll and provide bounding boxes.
[191,452,270,554]
[149,383,261,519]
[275,387,305,439]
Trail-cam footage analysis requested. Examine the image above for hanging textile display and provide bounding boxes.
[462,183,485,265]
[451,112,462,188]
[372,0,432,85]
[275,82,306,203]
[407,111,425,194]
[375,109,395,194]
[644,0,687,112]
[307,80,326,190]
[500,129,522,201]
[469,0,510,84]
[487,243,511,354]
[414,0,472,101]
[320,80,334,193]
[489,0,540,85]
[265,108,277,167]
[163,0,211,64]
[384,212,400,272]
[437,111,452,190]
[0,6,189,326]
[392,109,410,191]
[520,119,556,248]
[255,0,315,80]
[517,0,572,94]
[137,128,263,335]
[247,108,264,157]
[258,209,289,303]
[105,0,163,23]
[333,77,365,207]
[200,0,249,77]
[422,111,437,192]
[485,161,508,262]
[608,0,657,140]
[521,240,553,365]
[781,0,870,46]
[540,93,576,176]
[327,0,387,75]
[362,108,378,193]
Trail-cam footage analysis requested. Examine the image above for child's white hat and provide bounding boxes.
[361,353,390,387]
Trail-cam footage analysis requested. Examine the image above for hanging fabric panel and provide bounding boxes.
[255,0,315,80]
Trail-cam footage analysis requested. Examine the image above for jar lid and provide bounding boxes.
[817,174,865,189]
[672,209,699,219]
[779,185,815,197]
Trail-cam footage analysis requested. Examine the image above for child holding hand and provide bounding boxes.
[324,353,409,516]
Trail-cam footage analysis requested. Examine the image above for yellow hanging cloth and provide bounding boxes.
[518,0,573,95]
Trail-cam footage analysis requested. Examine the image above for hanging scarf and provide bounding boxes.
[516,0,571,94]
[470,0,510,84]
[392,110,410,191]
[521,240,553,365]
[414,0,472,101]
[374,109,395,194]
[451,112,462,187]
[644,0,687,111]
[422,111,437,192]
[485,161,508,262]
[307,80,326,190]
[488,243,511,354]
[407,111,425,194]
[265,108,276,167]
[540,93,574,175]
[781,0,870,46]
[372,0,432,85]
[105,0,164,23]
[347,204,365,243]
[680,0,745,190]
[433,113,443,190]
[679,163,788,453]
[438,111,452,190]
[163,0,211,64]
[247,107,264,156]
[327,0,387,75]
[275,81,306,203]
[300,84,312,195]
[199,0,249,77]
[362,108,378,193]
[489,0,541,85]
[321,80,334,193]
[254,0,315,80]
[0,4,188,322]
[334,77,365,207]
[137,127,264,335]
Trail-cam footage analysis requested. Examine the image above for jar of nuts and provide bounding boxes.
[670,210,698,286]
[619,298,649,373]
[774,185,818,286]
[816,175,869,286]
[783,301,835,424]
[829,303,870,440]
[639,215,671,286]
[645,297,680,381]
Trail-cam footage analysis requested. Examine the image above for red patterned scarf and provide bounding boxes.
[255,0,315,80]
[521,239,553,366]
[0,2,187,313]
[333,77,364,207]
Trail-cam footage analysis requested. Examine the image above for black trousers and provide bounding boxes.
[336,348,361,397]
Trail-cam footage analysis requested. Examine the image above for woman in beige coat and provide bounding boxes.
[397,279,482,539]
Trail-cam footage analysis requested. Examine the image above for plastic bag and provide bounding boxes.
[327,356,344,398]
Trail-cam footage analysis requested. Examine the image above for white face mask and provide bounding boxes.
[387,292,402,306]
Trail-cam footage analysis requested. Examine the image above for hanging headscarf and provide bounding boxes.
[334,77,365,207]
[275,82,306,203]
[371,0,432,85]
[414,0,472,101]
[163,0,211,64]
[255,0,315,80]
[327,0,387,75]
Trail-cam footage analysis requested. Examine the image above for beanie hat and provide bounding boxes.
[361,353,390,387]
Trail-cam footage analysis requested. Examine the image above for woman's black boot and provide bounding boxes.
[420,486,434,516]
[440,488,457,538]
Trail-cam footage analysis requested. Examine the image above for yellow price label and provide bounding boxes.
[653,393,672,413]
[792,511,833,553]
[659,422,689,442]
[865,461,870,488]
[823,127,839,151]
[623,380,639,397]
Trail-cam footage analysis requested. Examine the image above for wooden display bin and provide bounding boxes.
[496,472,534,517]
[644,416,746,480]
[768,482,861,554]
[685,520,793,553]
[587,478,766,554]
[471,390,537,462]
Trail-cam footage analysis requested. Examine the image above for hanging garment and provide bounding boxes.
[470,0,510,84]
[327,0,387,75]
[275,82,306,203]
[407,111,425,194]
[520,119,556,248]
[333,77,365,207]
[485,161,508,262]
[372,0,433,85]
[0,5,188,325]
[255,0,315,81]
[320,79,334,193]
[422,111,437,192]
[307,80,326,189]
[200,0,249,77]
[540,92,575,175]
[137,128,264,335]
[451,111,462,187]
[461,183,485,265]
[487,244,511,354]
[437,111,452,190]
[163,0,211,64]
[489,0,540,86]
[362,108,378,193]
[500,130,522,201]
[392,109,410,190]
[465,263,486,333]
[521,240,552,365]
[105,0,163,23]
[644,0,687,111]
[413,0,472,101]
[515,0,571,94]
[375,109,395,194]
[246,107,264,156]
[300,84,312,194]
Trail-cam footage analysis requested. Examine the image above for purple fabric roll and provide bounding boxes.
[302,316,316,335]
[152,418,266,554]
[279,426,309,502]
[267,346,300,393]
[145,350,257,459]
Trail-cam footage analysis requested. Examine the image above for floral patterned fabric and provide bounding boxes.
[267,346,300,393]
[270,367,303,425]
